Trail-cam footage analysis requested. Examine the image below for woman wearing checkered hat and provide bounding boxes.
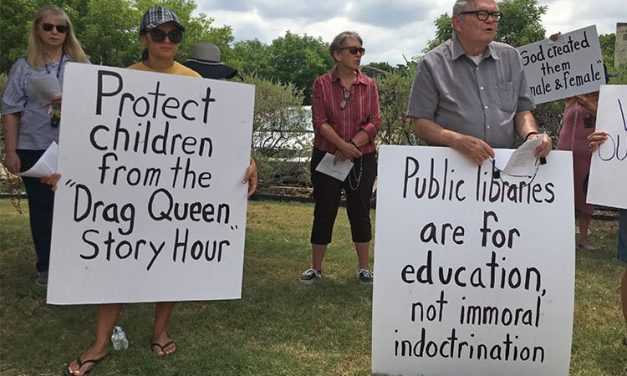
[62,7,257,375]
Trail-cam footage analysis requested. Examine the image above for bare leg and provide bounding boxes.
[312,244,327,271]
[355,241,370,270]
[151,302,176,356]
[67,303,123,375]
[578,213,592,247]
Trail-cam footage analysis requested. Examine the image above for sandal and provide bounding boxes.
[63,355,105,376]
[151,340,176,356]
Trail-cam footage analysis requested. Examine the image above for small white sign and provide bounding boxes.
[518,25,605,104]
[502,135,545,177]
[47,64,255,304]
[31,74,62,102]
[587,85,627,209]
[315,152,354,181]
[372,146,575,376]
[19,141,57,178]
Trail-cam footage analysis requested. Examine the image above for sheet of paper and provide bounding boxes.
[502,134,544,176]
[19,141,58,178]
[315,152,354,181]
[30,75,62,103]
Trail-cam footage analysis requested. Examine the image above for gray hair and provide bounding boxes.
[329,31,363,59]
[452,0,475,16]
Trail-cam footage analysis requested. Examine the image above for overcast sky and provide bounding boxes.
[195,0,624,66]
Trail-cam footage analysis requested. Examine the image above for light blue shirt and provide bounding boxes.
[407,38,535,148]
[2,56,73,150]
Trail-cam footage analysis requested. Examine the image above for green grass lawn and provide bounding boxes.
[0,199,625,375]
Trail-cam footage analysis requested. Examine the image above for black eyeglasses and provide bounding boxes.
[40,23,68,33]
[339,46,366,55]
[340,88,350,110]
[458,10,502,21]
[490,157,546,183]
[149,28,183,44]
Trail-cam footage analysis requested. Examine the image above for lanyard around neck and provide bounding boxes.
[44,52,65,79]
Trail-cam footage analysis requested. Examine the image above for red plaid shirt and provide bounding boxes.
[311,69,380,155]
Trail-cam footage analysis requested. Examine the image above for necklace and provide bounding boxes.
[348,156,363,190]
[45,52,64,128]
[44,52,64,78]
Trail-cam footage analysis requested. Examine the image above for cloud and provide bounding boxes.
[350,0,433,29]
[196,0,623,66]
[539,0,622,35]
[201,0,340,22]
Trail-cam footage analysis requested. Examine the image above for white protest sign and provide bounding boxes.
[518,25,605,104]
[372,146,575,376]
[587,85,627,209]
[47,63,255,304]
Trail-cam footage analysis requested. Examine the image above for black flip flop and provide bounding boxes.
[151,340,175,356]
[62,355,105,375]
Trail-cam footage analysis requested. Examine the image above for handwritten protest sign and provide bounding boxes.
[518,25,605,104]
[372,146,575,376]
[587,85,627,209]
[47,64,254,304]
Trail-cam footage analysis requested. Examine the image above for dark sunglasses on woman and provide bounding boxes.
[340,46,366,55]
[149,28,183,44]
[40,23,68,33]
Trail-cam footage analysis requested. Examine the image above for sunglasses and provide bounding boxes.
[339,46,366,55]
[149,28,183,44]
[40,23,68,33]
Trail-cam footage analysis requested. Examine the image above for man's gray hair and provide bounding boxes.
[453,0,476,16]
[329,31,363,59]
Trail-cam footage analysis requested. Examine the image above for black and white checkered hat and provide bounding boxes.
[140,7,184,33]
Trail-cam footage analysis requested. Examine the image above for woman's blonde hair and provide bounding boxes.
[26,5,88,69]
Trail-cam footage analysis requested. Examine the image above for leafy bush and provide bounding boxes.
[239,73,312,188]
[376,65,419,146]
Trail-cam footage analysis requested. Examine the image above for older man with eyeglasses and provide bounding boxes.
[407,0,551,164]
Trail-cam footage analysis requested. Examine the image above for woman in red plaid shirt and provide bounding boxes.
[300,31,381,285]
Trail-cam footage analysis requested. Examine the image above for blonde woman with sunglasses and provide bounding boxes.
[2,5,88,286]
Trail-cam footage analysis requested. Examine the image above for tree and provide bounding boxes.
[496,0,546,47]
[80,0,140,66]
[599,33,616,69]
[232,39,271,77]
[266,31,334,104]
[0,0,39,73]
[424,13,453,52]
[424,0,547,51]
[376,66,418,146]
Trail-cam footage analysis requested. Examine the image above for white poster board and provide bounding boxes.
[372,146,575,376]
[518,25,605,104]
[587,85,627,209]
[47,64,255,304]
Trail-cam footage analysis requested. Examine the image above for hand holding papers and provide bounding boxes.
[19,142,58,178]
[30,75,62,103]
[315,152,354,181]
[501,134,545,177]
